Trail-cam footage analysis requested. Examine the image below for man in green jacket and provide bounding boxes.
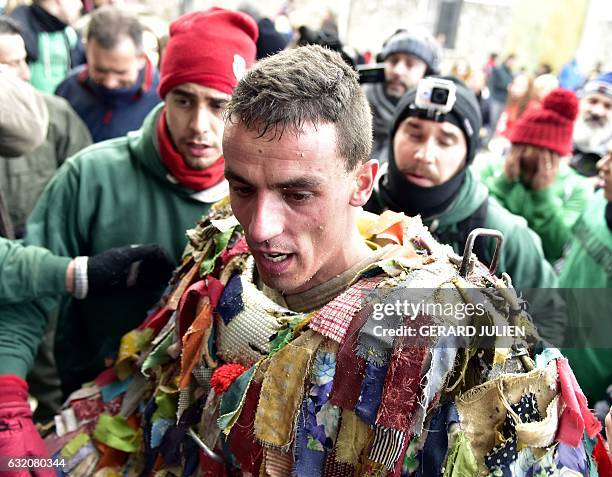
[560,144,612,404]
[365,76,565,343]
[0,16,92,237]
[478,88,590,263]
[0,7,258,438]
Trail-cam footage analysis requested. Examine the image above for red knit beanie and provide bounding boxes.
[158,8,258,98]
[508,88,579,156]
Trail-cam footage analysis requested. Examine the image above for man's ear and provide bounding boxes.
[137,52,147,70]
[349,159,379,207]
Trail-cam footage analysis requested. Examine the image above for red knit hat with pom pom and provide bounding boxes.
[508,88,579,155]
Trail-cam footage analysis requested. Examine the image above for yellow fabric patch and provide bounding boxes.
[335,410,373,465]
[443,431,478,477]
[254,330,324,450]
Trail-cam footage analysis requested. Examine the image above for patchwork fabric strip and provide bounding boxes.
[329,303,372,410]
[356,288,408,366]
[216,274,244,325]
[334,410,373,465]
[376,345,428,431]
[254,331,324,449]
[355,362,389,426]
[368,425,406,471]
[310,276,384,343]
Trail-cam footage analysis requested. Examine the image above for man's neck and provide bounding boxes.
[261,242,394,314]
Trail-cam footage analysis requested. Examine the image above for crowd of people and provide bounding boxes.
[0,1,611,476]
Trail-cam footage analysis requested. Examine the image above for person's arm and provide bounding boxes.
[527,175,590,262]
[0,239,175,306]
[0,238,71,306]
[494,217,566,346]
[0,71,48,157]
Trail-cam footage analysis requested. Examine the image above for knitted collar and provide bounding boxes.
[156,107,225,192]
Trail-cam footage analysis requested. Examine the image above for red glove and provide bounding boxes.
[0,375,54,477]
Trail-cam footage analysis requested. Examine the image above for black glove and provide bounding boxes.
[87,244,176,296]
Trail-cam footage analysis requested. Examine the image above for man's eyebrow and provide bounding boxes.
[225,168,251,185]
[439,128,460,140]
[225,168,323,189]
[275,176,323,189]
[170,88,197,100]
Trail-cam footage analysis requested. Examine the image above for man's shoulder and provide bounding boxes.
[66,136,134,171]
[55,66,87,96]
[484,196,530,233]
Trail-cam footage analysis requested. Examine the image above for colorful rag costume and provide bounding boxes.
[44,202,609,476]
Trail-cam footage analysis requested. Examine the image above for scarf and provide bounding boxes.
[80,59,154,108]
[379,153,466,220]
[156,108,225,192]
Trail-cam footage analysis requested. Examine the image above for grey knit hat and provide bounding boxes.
[380,29,441,75]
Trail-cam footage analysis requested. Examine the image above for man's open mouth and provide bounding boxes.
[263,253,289,262]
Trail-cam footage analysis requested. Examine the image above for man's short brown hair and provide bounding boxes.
[225,45,372,171]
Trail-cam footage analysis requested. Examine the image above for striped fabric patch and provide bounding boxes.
[368,426,406,471]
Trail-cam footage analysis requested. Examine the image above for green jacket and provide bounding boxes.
[0,93,91,234]
[0,239,70,305]
[478,157,590,262]
[0,104,222,393]
[560,192,612,401]
[368,169,564,342]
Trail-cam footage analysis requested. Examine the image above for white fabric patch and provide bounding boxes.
[233,54,247,82]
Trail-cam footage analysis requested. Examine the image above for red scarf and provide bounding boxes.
[156,108,225,191]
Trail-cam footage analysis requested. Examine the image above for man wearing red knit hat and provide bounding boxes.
[479,88,591,263]
[0,7,257,466]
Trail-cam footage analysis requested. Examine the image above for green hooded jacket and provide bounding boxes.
[477,156,590,262]
[368,168,564,343]
[0,104,224,394]
[560,192,612,401]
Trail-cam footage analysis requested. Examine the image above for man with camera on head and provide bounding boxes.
[571,72,612,181]
[363,28,441,161]
[365,76,564,343]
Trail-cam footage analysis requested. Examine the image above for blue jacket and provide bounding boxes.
[55,60,161,142]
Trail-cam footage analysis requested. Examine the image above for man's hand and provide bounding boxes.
[82,244,176,298]
[529,149,560,191]
[503,148,521,182]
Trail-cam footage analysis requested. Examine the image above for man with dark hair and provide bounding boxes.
[0,7,258,451]
[10,0,84,93]
[44,46,605,477]
[365,76,565,343]
[0,15,91,237]
[56,5,161,142]
[364,28,441,160]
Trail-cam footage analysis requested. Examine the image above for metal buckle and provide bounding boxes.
[459,228,504,277]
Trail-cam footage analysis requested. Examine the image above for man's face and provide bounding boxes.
[87,37,145,90]
[393,116,467,187]
[0,33,30,81]
[224,121,376,294]
[384,52,428,98]
[579,93,612,128]
[165,83,229,170]
[56,0,82,25]
[597,144,612,201]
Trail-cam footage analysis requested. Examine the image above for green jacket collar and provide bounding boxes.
[430,168,489,228]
